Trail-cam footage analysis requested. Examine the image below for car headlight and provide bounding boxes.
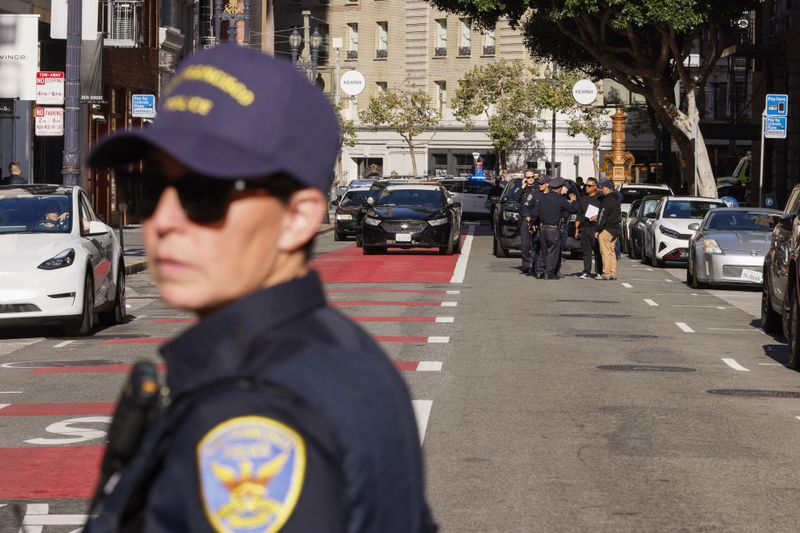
[703,239,723,254]
[659,225,682,239]
[37,248,75,270]
[428,217,448,226]
[502,211,520,221]
[336,213,353,221]
[364,216,381,226]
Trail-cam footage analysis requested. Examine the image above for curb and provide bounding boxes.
[123,226,335,276]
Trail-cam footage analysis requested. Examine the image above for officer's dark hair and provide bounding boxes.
[261,173,315,261]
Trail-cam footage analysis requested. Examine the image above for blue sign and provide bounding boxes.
[766,94,788,117]
[765,116,787,139]
[131,94,156,118]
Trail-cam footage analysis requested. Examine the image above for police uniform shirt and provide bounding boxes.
[515,185,536,218]
[532,191,577,226]
[90,272,431,533]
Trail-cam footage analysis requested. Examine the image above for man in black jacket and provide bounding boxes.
[594,179,621,280]
[575,177,603,279]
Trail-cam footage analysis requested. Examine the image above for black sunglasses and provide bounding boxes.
[115,172,273,224]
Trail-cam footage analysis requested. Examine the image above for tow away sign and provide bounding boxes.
[35,71,65,105]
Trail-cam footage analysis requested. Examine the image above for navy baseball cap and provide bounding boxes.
[598,179,614,189]
[549,177,566,189]
[89,45,340,192]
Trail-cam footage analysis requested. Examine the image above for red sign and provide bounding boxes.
[35,107,64,136]
[35,71,65,105]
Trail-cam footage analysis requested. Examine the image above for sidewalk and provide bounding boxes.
[120,223,334,276]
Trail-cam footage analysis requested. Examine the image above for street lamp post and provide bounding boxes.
[310,28,322,85]
[544,63,559,177]
[290,29,301,67]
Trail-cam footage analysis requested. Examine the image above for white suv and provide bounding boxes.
[618,183,674,218]
[643,196,725,267]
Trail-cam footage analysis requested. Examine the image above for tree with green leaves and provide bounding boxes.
[359,84,439,177]
[337,103,358,148]
[427,0,762,196]
[567,106,610,179]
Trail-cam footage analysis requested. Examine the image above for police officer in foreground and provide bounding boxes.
[532,176,577,279]
[514,170,537,274]
[84,45,435,533]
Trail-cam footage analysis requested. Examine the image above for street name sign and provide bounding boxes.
[766,94,788,117]
[765,116,787,139]
[572,79,598,105]
[340,70,366,97]
[131,94,156,118]
[35,71,65,105]
[35,107,64,136]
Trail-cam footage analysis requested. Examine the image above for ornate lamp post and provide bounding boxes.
[544,63,558,177]
[310,28,322,85]
[289,29,302,67]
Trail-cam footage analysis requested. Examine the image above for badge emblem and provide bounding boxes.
[197,416,306,533]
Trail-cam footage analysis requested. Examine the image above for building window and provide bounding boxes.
[376,21,388,58]
[435,18,447,56]
[347,22,359,60]
[376,81,388,92]
[101,0,143,47]
[459,18,471,55]
[483,28,495,55]
[435,81,446,117]
[318,24,330,63]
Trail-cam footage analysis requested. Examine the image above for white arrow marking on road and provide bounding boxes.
[643,299,658,306]
[676,322,695,333]
[416,361,443,371]
[427,336,450,344]
[412,400,433,445]
[0,404,9,411]
[435,316,454,323]
[622,283,633,289]
[53,340,73,349]
[450,226,475,284]
[441,301,458,307]
[722,358,750,372]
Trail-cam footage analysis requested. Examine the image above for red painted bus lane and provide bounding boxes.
[0,446,103,499]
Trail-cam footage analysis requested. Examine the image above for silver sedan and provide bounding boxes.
[686,207,781,288]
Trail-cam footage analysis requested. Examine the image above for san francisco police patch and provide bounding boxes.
[197,416,306,533]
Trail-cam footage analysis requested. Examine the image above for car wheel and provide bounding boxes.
[493,238,509,258]
[356,237,363,248]
[99,268,126,326]
[690,258,706,288]
[65,272,95,337]
[333,231,345,241]
[686,255,693,285]
[439,240,454,255]
[786,284,800,370]
[652,243,664,268]
[761,273,781,334]
[629,238,639,260]
[363,245,380,255]
[453,236,461,254]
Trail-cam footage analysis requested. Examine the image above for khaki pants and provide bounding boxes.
[598,230,617,277]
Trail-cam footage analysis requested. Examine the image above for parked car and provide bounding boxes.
[618,183,674,222]
[492,178,524,257]
[0,184,126,336]
[621,199,642,255]
[627,194,670,259]
[642,196,725,267]
[439,178,496,218]
[361,184,462,255]
[762,184,800,368]
[686,207,780,288]
[332,188,374,241]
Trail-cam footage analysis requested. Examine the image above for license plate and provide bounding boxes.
[741,269,763,283]
[396,233,412,242]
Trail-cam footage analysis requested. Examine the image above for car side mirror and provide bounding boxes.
[780,213,796,229]
[86,220,109,236]
[688,223,700,231]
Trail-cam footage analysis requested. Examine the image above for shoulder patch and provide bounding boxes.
[197,416,306,533]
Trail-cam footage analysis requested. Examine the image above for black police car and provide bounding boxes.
[492,178,523,257]
[361,184,462,255]
[332,188,373,241]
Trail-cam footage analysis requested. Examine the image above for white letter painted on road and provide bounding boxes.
[25,416,112,445]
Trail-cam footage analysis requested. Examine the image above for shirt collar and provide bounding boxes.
[160,271,327,395]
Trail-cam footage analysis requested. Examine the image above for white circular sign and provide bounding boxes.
[340,70,366,96]
[572,79,598,106]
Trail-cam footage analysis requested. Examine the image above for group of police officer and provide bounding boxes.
[515,169,578,279]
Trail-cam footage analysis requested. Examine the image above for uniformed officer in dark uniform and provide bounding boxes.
[514,171,537,274]
[532,176,577,279]
[84,45,436,533]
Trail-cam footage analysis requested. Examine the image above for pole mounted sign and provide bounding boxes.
[759,93,789,206]
[131,94,157,118]
[571,79,598,106]
[35,107,64,136]
[36,72,65,105]
[340,70,366,97]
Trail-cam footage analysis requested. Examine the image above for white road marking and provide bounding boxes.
[707,328,755,332]
[412,400,433,445]
[755,328,767,336]
[673,305,732,309]
[0,339,41,357]
[643,299,658,306]
[427,336,450,344]
[716,307,727,310]
[441,301,458,307]
[0,404,9,411]
[53,340,73,349]
[450,225,475,284]
[26,504,49,515]
[446,290,461,295]
[646,268,653,272]
[676,322,695,333]
[22,514,89,526]
[664,278,674,283]
[0,391,23,394]
[417,361,443,372]
[722,358,750,372]
[758,363,783,366]
[622,283,633,289]
[435,316,454,323]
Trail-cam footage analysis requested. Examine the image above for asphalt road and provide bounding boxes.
[1,223,799,532]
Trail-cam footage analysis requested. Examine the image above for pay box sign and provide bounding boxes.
[35,71,65,105]
[35,107,64,136]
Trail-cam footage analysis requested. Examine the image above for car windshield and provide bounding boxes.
[705,211,780,232]
[376,189,444,207]
[641,199,661,216]
[0,190,73,234]
[622,187,668,204]
[501,179,523,201]
[340,190,372,207]
[663,200,721,219]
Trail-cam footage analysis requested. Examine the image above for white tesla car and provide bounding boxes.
[643,196,726,267]
[0,184,126,335]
